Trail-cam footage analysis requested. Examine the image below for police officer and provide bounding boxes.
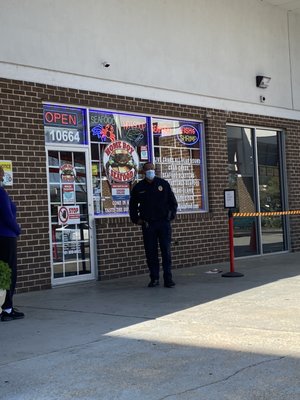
[129,162,178,288]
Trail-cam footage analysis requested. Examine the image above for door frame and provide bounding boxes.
[46,145,97,286]
[227,124,289,257]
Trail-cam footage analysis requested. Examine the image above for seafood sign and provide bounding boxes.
[103,140,139,183]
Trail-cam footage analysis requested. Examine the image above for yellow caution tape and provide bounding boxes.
[233,210,300,217]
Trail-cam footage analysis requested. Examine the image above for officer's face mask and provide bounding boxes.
[145,170,155,180]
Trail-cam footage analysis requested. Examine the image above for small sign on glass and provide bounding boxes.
[224,189,236,209]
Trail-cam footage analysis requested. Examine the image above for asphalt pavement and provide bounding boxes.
[0,252,300,400]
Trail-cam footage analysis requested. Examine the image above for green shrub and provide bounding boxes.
[0,260,11,290]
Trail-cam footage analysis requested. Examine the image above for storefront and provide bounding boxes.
[1,78,300,292]
[0,0,299,293]
[43,103,207,285]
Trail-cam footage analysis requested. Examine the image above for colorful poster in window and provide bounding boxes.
[62,184,76,204]
[60,164,76,183]
[90,111,117,142]
[140,146,148,160]
[103,140,139,183]
[111,183,130,201]
[0,160,13,186]
[89,110,147,147]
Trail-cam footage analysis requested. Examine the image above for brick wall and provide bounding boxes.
[0,77,299,292]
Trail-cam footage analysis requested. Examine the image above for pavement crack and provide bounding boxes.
[18,304,154,321]
[158,356,286,399]
[0,334,119,367]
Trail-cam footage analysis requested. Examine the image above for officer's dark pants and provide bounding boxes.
[0,236,17,310]
[142,220,173,283]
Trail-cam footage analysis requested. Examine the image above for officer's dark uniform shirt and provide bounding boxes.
[129,176,178,224]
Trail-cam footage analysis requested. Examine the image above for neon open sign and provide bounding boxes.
[44,111,78,127]
[43,105,86,145]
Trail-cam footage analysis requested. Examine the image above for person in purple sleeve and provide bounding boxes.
[0,165,24,322]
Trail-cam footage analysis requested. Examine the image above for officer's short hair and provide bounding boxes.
[142,162,155,171]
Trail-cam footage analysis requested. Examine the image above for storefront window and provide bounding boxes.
[44,104,208,217]
[89,110,148,215]
[152,118,206,212]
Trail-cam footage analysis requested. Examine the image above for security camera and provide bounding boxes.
[102,62,110,68]
[260,95,266,103]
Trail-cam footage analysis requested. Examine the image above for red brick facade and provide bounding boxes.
[1,77,299,292]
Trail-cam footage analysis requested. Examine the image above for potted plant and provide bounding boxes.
[0,260,11,308]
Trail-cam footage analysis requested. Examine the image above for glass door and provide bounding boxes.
[227,126,287,257]
[257,130,285,253]
[47,148,95,284]
[227,126,259,256]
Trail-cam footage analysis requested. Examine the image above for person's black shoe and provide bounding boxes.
[1,308,25,322]
[148,280,159,287]
[164,280,176,288]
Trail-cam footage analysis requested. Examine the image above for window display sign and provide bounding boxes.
[152,117,206,213]
[0,160,13,186]
[111,183,130,213]
[44,105,86,145]
[60,164,76,183]
[90,111,117,143]
[103,140,139,183]
[58,205,81,225]
[224,189,236,209]
[177,125,200,146]
[62,184,76,204]
[89,110,148,147]
[64,239,81,256]
[111,183,130,201]
[140,146,148,160]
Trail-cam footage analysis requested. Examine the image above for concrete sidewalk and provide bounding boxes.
[0,253,300,400]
